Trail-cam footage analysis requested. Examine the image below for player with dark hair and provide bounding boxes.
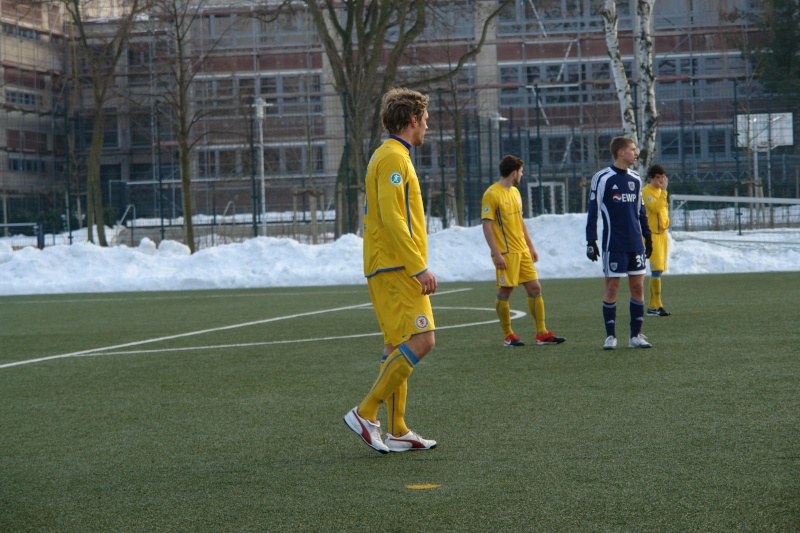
[643,164,672,317]
[343,88,437,454]
[482,155,565,347]
[585,137,653,349]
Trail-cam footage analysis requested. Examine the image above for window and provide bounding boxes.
[130,163,153,181]
[548,137,568,165]
[3,23,41,41]
[708,129,727,155]
[500,66,519,84]
[257,74,322,116]
[8,157,46,173]
[130,114,152,148]
[238,78,255,100]
[285,146,303,173]
[660,132,679,157]
[104,115,119,148]
[127,43,150,69]
[5,90,41,108]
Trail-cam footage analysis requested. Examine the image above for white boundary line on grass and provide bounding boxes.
[3,288,524,369]
[45,307,526,358]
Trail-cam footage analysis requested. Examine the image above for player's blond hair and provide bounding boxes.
[609,136,635,159]
[381,88,429,135]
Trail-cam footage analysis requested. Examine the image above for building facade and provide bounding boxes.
[2,0,794,237]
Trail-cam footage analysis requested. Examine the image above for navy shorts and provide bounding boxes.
[602,251,647,278]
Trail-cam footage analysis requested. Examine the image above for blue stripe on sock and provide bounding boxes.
[398,344,420,366]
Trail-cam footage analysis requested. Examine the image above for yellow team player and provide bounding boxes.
[481,155,565,347]
[343,88,437,454]
[643,164,672,317]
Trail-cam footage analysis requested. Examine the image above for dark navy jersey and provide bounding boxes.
[585,165,651,253]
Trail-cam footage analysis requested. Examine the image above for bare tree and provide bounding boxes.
[601,0,658,170]
[62,0,147,245]
[288,0,513,233]
[150,0,238,253]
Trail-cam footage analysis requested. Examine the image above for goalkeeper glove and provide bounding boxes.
[586,240,599,262]
[644,234,653,258]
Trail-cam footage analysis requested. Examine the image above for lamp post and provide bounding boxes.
[249,106,258,238]
[254,97,267,236]
[438,88,447,229]
[155,100,165,241]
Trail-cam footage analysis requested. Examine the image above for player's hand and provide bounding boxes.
[586,240,599,262]
[493,255,507,271]
[644,234,653,258]
[417,270,437,295]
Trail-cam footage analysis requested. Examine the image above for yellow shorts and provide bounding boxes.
[495,252,538,288]
[649,233,669,271]
[368,269,435,347]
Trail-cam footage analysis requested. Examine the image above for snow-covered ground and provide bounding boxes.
[1,213,798,296]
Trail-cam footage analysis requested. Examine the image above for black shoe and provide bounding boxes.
[646,307,671,317]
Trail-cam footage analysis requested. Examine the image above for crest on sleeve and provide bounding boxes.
[483,206,489,213]
[390,172,402,185]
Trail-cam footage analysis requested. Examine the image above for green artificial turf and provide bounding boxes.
[1,273,798,531]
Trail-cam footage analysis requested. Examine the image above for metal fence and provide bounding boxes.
[4,79,798,248]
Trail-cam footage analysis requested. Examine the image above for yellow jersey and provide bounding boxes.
[363,137,428,278]
[642,183,670,234]
[481,182,527,254]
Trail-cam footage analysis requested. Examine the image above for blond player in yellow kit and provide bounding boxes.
[343,88,437,454]
[481,155,565,347]
[643,164,672,317]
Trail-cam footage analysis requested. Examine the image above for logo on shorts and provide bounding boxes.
[415,315,429,329]
[610,262,618,270]
[390,172,402,185]
[498,276,506,285]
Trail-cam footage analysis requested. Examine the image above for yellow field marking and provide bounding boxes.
[406,483,442,490]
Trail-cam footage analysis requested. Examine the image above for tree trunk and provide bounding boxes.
[454,123,465,226]
[87,109,108,246]
[179,138,195,253]
[637,0,659,170]
[602,0,659,171]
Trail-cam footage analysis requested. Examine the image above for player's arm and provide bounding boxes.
[481,219,507,270]
[521,218,538,262]
[638,199,652,237]
[585,175,601,242]
[659,190,670,230]
[376,161,427,277]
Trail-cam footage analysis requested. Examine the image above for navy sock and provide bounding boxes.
[630,298,645,337]
[602,301,616,337]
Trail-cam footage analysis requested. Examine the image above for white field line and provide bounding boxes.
[1,288,486,369]
[55,308,526,358]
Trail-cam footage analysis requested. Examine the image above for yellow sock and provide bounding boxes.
[386,379,409,437]
[358,346,417,421]
[649,276,662,308]
[528,294,547,335]
[496,296,513,336]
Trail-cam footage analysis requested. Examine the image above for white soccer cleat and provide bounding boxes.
[603,335,618,350]
[628,333,653,349]
[385,430,437,452]
[343,407,389,454]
